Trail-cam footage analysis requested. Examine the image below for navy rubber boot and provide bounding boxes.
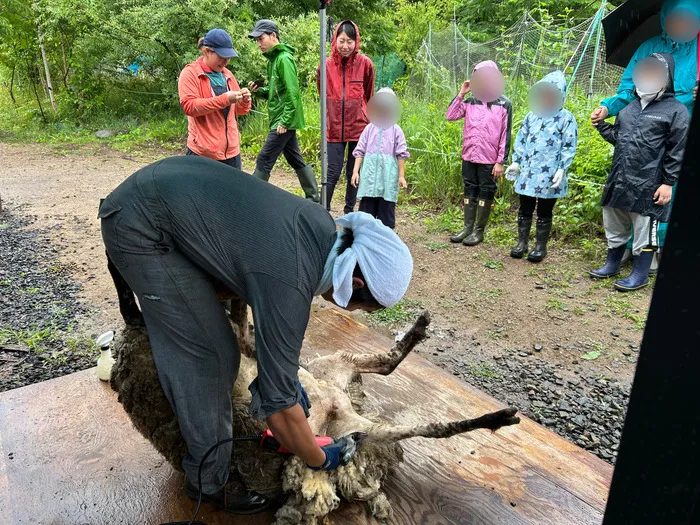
[614,250,654,292]
[590,245,626,279]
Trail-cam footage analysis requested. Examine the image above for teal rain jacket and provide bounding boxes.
[601,0,698,116]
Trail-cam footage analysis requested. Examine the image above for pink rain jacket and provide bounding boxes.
[446,61,513,165]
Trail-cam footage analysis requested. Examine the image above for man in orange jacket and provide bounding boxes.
[178,28,251,169]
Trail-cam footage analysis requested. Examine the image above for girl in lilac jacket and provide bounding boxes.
[351,88,409,229]
[446,61,513,246]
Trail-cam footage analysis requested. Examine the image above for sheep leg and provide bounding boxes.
[341,311,430,375]
[226,295,255,359]
[106,250,145,327]
[365,407,520,443]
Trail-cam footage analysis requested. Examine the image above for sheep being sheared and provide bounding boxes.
[110,296,520,524]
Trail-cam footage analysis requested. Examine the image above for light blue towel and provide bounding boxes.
[333,212,413,308]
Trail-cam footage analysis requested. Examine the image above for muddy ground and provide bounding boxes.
[0,142,652,462]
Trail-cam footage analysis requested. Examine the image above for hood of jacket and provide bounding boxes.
[472,60,499,73]
[332,20,361,64]
[638,52,677,98]
[661,0,700,45]
[264,42,295,61]
[661,0,700,29]
[533,70,567,110]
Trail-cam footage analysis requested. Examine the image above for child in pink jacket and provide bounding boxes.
[446,61,513,246]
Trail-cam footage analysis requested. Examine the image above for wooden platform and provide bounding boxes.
[0,309,612,524]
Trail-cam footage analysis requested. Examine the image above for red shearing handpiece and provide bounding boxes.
[260,429,333,453]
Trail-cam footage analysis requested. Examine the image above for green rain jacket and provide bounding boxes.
[257,43,305,130]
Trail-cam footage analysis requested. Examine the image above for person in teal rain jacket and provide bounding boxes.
[592,0,698,120]
[590,0,699,266]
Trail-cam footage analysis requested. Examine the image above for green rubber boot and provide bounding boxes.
[252,169,270,182]
[450,198,478,243]
[296,165,320,203]
[463,199,494,246]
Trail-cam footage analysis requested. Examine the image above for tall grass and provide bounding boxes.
[0,80,611,240]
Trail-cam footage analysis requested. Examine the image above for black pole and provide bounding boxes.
[602,110,700,523]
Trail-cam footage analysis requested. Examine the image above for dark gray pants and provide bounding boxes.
[326,141,358,214]
[255,129,307,175]
[99,173,239,494]
[186,148,242,170]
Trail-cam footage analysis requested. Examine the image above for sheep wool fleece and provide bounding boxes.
[98,155,337,493]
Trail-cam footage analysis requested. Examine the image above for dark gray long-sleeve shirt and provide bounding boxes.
[112,155,337,418]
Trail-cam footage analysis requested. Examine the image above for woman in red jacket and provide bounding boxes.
[318,20,375,213]
[178,28,251,169]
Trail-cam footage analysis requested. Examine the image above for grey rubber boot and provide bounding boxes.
[252,169,271,181]
[296,165,320,203]
[510,216,533,259]
[463,199,494,246]
[450,198,478,243]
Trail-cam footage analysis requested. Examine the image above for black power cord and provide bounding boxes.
[161,434,261,525]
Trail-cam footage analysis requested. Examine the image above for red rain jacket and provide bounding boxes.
[317,20,375,143]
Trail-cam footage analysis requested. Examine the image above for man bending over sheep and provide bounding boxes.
[98,155,413,514]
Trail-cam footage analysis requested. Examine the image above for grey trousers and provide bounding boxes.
[603,206,659,256]
[99,173,239,494]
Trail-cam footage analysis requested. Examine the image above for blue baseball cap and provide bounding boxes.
[202,28,238,58]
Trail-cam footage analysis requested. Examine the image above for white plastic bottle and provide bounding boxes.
[96,331,115,381]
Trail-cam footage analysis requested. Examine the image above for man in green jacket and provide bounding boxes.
[249,20,319,202]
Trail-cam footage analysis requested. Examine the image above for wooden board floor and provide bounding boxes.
[0,308,613,524]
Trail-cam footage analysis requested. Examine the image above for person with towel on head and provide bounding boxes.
[351,88,409,230]
[97,154,413,514]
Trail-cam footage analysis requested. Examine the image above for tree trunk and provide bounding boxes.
[60,41,68,88]
[37,64,47,96]
[9,65,16,104]
[35,7,57,111]
[28,65,47,123]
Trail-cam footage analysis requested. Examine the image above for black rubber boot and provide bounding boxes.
[450,198,478,243]
[527,218,552,262]
[510,216,532,259]
[463,199,493,246]
[296,165,320,203]
[323,182,337,212]
[184,475,271,515]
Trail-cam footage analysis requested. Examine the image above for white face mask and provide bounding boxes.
[636,88,663,109]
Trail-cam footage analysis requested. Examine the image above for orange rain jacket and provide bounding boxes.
[178,57,251,160]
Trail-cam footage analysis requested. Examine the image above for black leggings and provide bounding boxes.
[462,161,497,200]
[359,197,396,229]
[519,195,557,219]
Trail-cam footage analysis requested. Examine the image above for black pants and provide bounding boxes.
[462,160,497,200]
[255,130,307,175]
[359,197,396,229]
[519,195,557,219]
[186,148,242,170]
[326,141,359,213]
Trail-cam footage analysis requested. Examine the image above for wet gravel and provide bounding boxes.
[0,204,94,392]
[421,331,632,465]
